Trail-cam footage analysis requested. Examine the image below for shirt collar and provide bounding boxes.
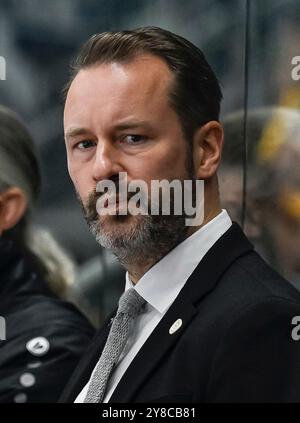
[125,209,232,314]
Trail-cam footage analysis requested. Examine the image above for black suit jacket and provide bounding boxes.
[60,223,300,402]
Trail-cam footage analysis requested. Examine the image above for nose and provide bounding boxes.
[92,140,123,182]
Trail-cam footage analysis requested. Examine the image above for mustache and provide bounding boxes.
[78,175,198,222]
[83,183,142,221]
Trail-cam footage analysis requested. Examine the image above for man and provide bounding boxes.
[61,27,300,402]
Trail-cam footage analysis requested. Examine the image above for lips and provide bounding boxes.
[103,196,121,208]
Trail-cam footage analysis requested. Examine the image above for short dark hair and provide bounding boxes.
[64,26,223,141]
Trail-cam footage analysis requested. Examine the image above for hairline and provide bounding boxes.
[64,52,200,147]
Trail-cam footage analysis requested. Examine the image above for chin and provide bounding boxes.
[96,212,140,236]
[99,212,134,225]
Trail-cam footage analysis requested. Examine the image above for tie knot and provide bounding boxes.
[117,288,146,317]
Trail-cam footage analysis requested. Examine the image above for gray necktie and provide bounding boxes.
[84,288,146,403]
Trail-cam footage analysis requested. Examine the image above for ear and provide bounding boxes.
[0,187,28,236]
[192,121,224,180]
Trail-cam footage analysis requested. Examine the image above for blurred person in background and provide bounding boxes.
[220,107,300,289]
[0,105,95,403]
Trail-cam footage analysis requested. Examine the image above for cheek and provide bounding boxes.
[68,162,92,200]
[153,149,188,180]
[132,142,188,182]
[67,159,79,190]
[67,158,74,181]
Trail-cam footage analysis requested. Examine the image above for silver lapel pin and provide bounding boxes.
[169,318,183,335]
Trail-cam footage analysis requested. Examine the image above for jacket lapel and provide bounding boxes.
[59,310,116,402]
[109,222,253,402]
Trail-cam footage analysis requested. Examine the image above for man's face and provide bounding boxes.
[64,54,193,265]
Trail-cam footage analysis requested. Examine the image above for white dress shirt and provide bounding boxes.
[75,209,232,402]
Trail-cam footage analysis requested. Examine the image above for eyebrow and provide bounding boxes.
[65,128,91,141]
[113,120,153,131]
[65,121,153,140]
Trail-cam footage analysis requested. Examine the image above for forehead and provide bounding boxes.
[64,55,174,128]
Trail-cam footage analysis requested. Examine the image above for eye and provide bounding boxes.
[121,135,146,144]
[75,140,96,150]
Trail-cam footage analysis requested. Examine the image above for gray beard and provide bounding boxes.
[85,207,188,270]
[79,148,195,270]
